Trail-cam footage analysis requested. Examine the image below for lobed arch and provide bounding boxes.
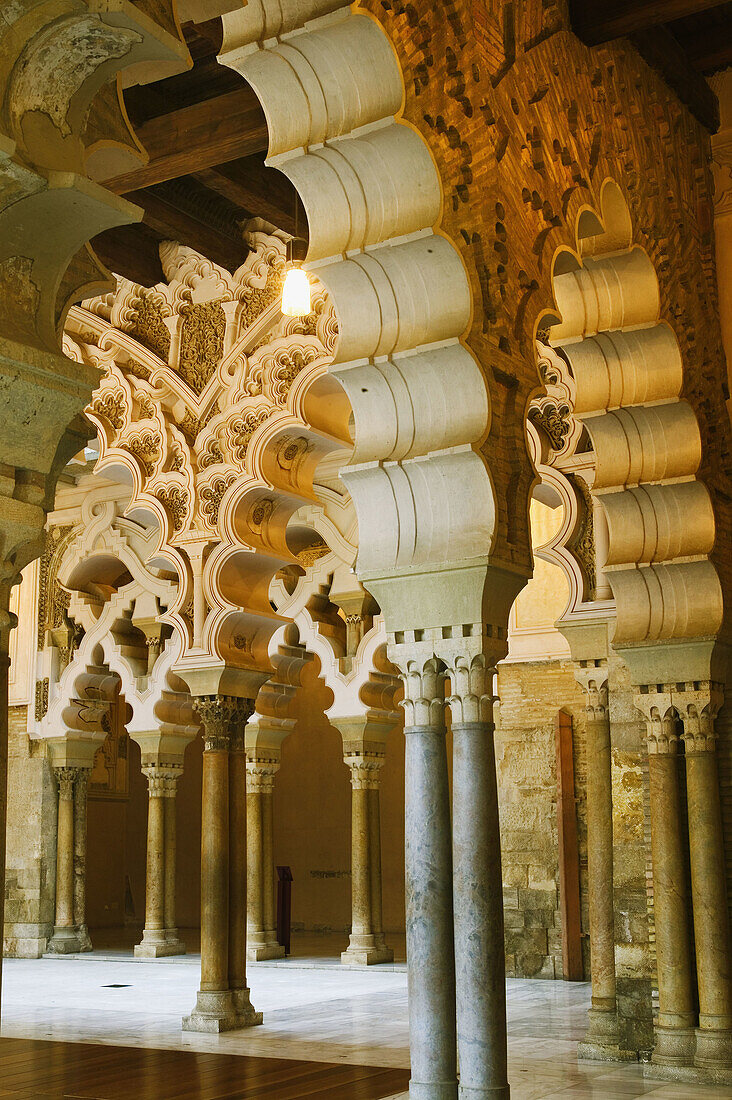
[37,503,196,748]
[63,228,353,698]
[545,178,724,670]
[219,0,501,633]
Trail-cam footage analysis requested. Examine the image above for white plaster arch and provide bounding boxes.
[219,1,497,625]
[548,178,723,667]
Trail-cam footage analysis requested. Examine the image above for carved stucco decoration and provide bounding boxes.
[37,525,79,659]
[63,225,344,696]
[220,0,732,678]
[36,492,197,756]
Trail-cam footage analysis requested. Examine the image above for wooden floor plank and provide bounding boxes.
[0,1038,409,1100]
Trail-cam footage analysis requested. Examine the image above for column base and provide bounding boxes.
[182,990,262,1033]
[409,1082,458,1100]
[651,1023,697,1068]
[247,941,285,961]
[578,1007,632,1062]
[645,1060,732,1087]
[694,1025,732,1073]
[341,933,394,966]
[458,1087,510,1099]
[76,925,93,952]
[135,928,186,958]
[46,927,81,954]
[233,987,264,1026]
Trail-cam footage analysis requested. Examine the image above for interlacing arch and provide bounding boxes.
[38,497,195,751]
[219,0,498,617]
[64,226,348,696]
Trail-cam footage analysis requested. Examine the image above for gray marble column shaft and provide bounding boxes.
[453,720,508,1100]
[405,719,457,1100]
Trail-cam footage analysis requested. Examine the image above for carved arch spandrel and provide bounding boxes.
[64,228,351,690]
[219,1,505,636]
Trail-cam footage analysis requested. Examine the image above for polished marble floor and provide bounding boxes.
[1,951,730,1099]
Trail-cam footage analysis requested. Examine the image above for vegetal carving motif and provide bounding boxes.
[178,301,225,394]
[126,431,161,478]
[129,293,171,363]
[91,391,125,430]
[201,474,236,528]
[229,408,269,464]
[156,485,189,532]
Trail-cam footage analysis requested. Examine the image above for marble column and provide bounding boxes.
[575,664,620,1059]
[246,756,284,961]
[73,769,92,952]
[449,657,508,1100]
[341,750,393,966]
[681,695,732,1071]
[47,767,81,954]
[640,702,696,1067]
[228,714,260,1024]
[135,766,185,958]
[401,658,457,1100]
[183,696,262,1032]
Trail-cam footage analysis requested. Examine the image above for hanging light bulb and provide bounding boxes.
[282,263,311,317]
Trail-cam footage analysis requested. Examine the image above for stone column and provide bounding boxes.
[73,768,92,952]
[228,710,260,1024]
[341,749,393,966]
[183,696,262,1032]
[400,656,457,1100]
[449,655,508,1100]
[637,696,696,1068]
[164,784,179,946]
[246,756,284,961]
[575,663,620,1059]
[135,766,185,958]
[680,690,732,1072]
[47,767,81,953]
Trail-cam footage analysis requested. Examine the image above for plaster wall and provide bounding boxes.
[273,661,354,936]
[86,737,147,930]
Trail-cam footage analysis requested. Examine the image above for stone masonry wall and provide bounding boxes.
[496,659,589,980]
[4,706,56,957]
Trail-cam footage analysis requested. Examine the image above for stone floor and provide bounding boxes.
[1,949,730,1099]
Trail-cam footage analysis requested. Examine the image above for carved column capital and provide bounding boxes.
[635,681,723,755]
[194,695,254,752]
[444,653,497,725]
[634,689,680,754]
[574,661,609,720]
[142,765,182,796]
[676,681,723,755]
[344,751,385,790]
[388,651,445,728]
[54,766,80,799]
[246,757,280,793]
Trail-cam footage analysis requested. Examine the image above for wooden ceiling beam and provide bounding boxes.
[104,87,269,194]
[125,186,247,272]
[631,27,720,132]
[572,0,728,45]
[193,159,302,235]
[677,20,732,73]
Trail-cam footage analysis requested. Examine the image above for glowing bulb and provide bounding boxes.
[282,265,311,317]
